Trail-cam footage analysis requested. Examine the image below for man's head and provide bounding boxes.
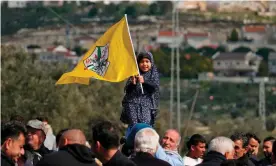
[186,134,206,158]
[91,121,120,160]
[1,121,27,162]
[26,119,47,150]
[230,132,249,159]
[58,129,86,148]
[272,140,276,163]
[10,114,25,123]
[161,129,181,151]
[246,133,261,156]
[134,128,159,155]
[208,136,235,160]
[263,136,275,158]
[56,128,70,148]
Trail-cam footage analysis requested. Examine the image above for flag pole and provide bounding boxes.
[125,14,144,94]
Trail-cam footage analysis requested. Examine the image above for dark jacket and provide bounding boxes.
[36,144,97,166]
[1,151,15,166]
[237,153,258,166]
[259,157,272,166]
[131,152,171,166]
[24,144,52,166]
[103,150,136,166]
[196,151,226,166]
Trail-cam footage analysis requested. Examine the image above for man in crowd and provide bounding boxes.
[246,133,261,164]
[230,132,256,166]
[131,128,170,166]
[23,119,52,166]
[155,129,184,166]
[272,141,276,165]
[36,117,56,150]
[91,121,136,166]
[1,121,27,166]
[259,136,275,166]
[183,134,206,166]
[197,136,234,166]
[36,129,97,166]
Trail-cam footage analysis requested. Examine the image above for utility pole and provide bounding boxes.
[259,81,266,130]
[66,24,70,48]
[170,3,176,129]
[176,6,181,132]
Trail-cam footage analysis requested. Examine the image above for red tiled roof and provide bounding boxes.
[185,32,209,38]
[158,31,180,37]
[244,26,266,33]
[47,46,56,52]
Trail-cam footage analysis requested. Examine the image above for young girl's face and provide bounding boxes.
[139,58,152,72]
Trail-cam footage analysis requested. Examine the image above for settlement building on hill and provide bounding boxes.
[212,52,262,76]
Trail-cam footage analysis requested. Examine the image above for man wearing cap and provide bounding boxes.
[23,119,52,166]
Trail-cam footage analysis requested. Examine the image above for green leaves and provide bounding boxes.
[1,45,124,136]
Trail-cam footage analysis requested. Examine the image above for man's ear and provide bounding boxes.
[96,141,101,149]
[64,138,68,146]
[244,146,249,153]
[3,138,13,150]
[191,145,195,151]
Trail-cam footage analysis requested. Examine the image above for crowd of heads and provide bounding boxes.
[1,115,276,166]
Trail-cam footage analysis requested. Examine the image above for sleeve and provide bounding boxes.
[36,157,50,166]
[143,69,159,93]
[124,77,136,93]
[155,144,184,166]
[155,144,175,166]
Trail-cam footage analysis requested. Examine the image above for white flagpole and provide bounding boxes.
[125,14,144,94]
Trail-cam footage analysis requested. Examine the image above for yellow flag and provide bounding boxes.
[56,16,139,85]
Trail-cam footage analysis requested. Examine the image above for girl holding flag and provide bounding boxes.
[120,52,160,135]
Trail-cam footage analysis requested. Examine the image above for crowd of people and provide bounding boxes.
[2,52,276,166]
[1,115,276,166]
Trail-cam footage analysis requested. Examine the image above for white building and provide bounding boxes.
[212,51,263,76]
[156,31,184,48]
[8,1,27,8]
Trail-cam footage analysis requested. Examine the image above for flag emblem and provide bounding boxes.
[83,43,110,76]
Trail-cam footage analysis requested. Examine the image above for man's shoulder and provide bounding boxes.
[165,150,183,161]
[259,158,271,166]
[183,156,202,165]
[154,158,172,166]
[105,151,136,166]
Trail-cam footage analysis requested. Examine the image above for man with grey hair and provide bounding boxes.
[197,136,235,166]
[155,129,184,166]
[131,128,171,166]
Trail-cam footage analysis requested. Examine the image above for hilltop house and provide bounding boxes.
[212,51,262,76]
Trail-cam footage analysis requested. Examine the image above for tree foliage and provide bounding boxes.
[228,28,239,42]
[256,47,275,62]
[232,46,251,53]
[1,45,125,136]
[152,47,213,78]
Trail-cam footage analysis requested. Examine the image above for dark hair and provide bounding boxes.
[230,132,249,148]
[186,134,206,150]
[56,128,70,145]
[36,116,48,123]
[263,136,275,143]
[1,121,27,145]
[92,121,119,149]
[273,140,276,159]
[246,133,261,144]
[10,114,24,123]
